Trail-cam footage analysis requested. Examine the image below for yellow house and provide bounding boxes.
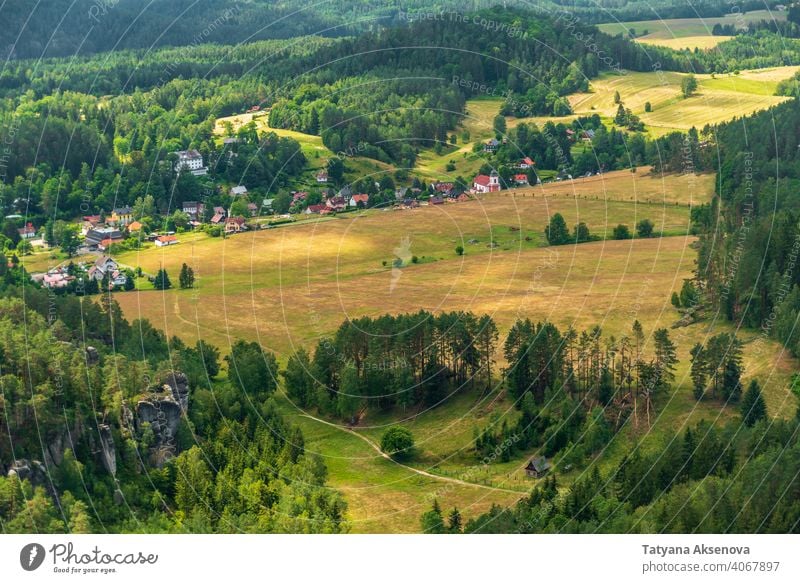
[109,206,133,226]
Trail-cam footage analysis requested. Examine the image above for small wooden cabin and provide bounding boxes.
[525,456,550,479]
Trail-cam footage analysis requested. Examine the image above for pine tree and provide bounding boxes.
[614,103,627,125]
[153,268,172,290]
[545,213,569,245]
[447,508,463,533]
[179,263,195,289]
[420,500,445,533]
[741,380,767,427]
[689,343,707,400]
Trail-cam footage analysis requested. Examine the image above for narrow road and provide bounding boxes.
[299,413,525,496]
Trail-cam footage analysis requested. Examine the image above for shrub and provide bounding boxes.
[380,427,415,459]
[612,224,631,239]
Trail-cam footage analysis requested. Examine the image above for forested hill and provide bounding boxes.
[698,97,800,356]
[0,0,335,60]
[1,6,687,99]
[1,0,773,60]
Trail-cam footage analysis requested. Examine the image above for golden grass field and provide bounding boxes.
[569,68,799,136]
[68,166,792,532]
[598,10,785,49]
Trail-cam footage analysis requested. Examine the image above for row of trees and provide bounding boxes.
[546,214,656,246]
[284,311,499,421]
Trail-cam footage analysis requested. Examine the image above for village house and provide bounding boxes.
[472,170,500,193]
[109,206,133,226]
[517,156,535,170]
[483,138,500,153]
[127,221,143,233]
[224,216,246,234]
[81,215,102,236]
[85,227,123,248]
[88,255,122,283]
[349,193,369,208]
[315,170,328,183]
[525,456,550,479]
[262,198,274,212]
[43,271,74,289]
[430,182,454,194]
[514,173,529,185]
[305,204,329,215]
[429,195,444,205]
[230,185,248,197]
[326,196,346,211]
[292,192,308,203]
[36,267,75,290]
[456,192,471,202]
[247,203,258,217]
[17,222,37,240]
[182,201,204,220]
[210,206,226,225]
[173,150,207,176]
[155,235,179,247]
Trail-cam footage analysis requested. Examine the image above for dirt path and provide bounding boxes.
[299,413,525,496]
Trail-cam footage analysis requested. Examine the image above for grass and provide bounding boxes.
[637,35,733,50]
[413,99,502,181]
[597,10,786,49]
[110,169,697,352]
[213,111,394,186]
[569,68,798,136]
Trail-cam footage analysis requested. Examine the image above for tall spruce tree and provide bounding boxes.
[741,380,767,427]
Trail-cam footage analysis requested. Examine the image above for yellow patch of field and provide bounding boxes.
[597,10,785,40]
[637,35,732,50]
[570,69,795,135]
[521,167,715,206]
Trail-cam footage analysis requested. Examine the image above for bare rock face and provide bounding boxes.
[133,371,190,467]
[98,424,117,476]
[85,346,99,365]
[7,459,48,486]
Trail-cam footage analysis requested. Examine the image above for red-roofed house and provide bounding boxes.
[472,170,500,193]
[514,174,529,185]
[224,216,246,234]
[155,235,179,247]
[326,196,346,211]
[349,194,369,208]
[17,223,37,239]
[518,157,535,169]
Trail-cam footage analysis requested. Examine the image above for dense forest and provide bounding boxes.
[2,1,777,59]
[0,276,348,533]
[445,412,800,533]
[697,97,800,358]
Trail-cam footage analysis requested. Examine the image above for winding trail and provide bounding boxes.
[299,413,525,496]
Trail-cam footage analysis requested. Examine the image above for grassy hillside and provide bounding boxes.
[597,9,785,49]
[568,67,799,136]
